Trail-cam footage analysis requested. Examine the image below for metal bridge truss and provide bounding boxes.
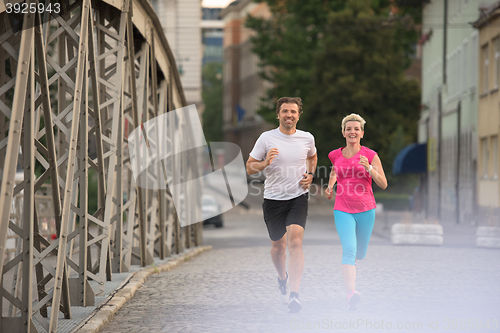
[0,0,203,332]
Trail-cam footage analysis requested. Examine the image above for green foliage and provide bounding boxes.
[202,63,223,143]
[374,191,412,210]
[246,0,421,183]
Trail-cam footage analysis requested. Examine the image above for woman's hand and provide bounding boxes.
[326,168,337,200]
[325,186,333,200]
[359,155,370,171]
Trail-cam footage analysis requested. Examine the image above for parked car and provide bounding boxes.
[202,194,223,228]
[15,162,24,183]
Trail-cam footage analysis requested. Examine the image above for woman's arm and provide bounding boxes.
[325,167,337,200]
[368,155,387,189]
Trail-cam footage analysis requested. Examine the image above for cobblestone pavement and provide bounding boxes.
[98,196,500,333]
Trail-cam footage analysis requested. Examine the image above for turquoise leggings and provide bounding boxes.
[334,209,375,266]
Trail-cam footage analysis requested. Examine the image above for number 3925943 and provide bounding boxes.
[5,2,61,14]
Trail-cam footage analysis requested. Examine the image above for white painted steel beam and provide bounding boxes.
[0,0,199,331]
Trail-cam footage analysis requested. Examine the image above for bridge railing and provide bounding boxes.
[0,0,202,332]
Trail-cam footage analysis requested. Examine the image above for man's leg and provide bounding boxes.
[263,198,288,280]
[272,233,289,305]
[271,234,287,281]
[286,224,304,293]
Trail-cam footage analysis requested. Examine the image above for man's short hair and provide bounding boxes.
[341,113,366,133]
[276,97,303,115]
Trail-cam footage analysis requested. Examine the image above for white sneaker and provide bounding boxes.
[278,272,289,305]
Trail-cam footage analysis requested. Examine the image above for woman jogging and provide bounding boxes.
[325,113,387,311]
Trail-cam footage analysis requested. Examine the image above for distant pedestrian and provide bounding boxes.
[325,113,387,311]
[246,97,317,313]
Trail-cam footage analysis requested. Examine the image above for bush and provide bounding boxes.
[374,192,411,211]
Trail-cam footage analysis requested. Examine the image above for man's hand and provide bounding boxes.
[246,148,279,175]
[265,148,279,166]
[299,173,313,189]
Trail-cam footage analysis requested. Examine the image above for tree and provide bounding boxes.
[202,63,223,143]
[246,0,421,178]
[307,0,420,172]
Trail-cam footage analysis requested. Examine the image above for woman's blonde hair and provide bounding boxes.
[341,113,366,133]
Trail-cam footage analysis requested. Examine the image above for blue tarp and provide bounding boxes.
[236,104,246,122]
[392,143,427,174]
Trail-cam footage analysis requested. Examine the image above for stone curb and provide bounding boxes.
[72,246,212,333]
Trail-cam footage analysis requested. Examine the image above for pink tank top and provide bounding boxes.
[328,146,377,213]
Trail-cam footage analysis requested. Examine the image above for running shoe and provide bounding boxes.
[278,271,289,305]
[347,290,361,311]
[288,295,302,313]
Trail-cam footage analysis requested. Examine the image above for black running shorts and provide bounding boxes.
[262,193,308,241]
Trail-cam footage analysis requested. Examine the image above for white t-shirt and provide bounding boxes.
[249,128,317,200]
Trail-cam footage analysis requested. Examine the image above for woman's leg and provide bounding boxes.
[341,265,356,292]
[354,209,376,261]
[334,210,357,292]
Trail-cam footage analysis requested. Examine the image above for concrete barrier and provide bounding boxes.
[476,227,500,248]
[391,223,443,246]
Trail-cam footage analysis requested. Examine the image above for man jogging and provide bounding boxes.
[246,97,317,313]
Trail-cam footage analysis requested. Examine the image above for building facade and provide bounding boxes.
[419,0,497,224]
[474,2,500,212]
[150,0,202,107]
[220,0,273,159]
[202,7,224,65]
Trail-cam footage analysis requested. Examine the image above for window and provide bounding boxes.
[481,138,489,178]
[447,50,462,99]
[462,41,468,93]
[445,54,454,95]
[470,33,478,90]
[495,37,500,89]
[150,0,158,12]
[483,44,489,94]
[456,50,461,96]
[493,136,498,179]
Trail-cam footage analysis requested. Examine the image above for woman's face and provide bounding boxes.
[343,121,364,144]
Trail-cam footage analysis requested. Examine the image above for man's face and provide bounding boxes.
[277,103,300,130]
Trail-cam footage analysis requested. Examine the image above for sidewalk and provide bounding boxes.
[94,191,500,333]
[60,246,211,333]
[96,236,500,333]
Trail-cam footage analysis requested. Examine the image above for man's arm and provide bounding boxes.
[306,153,318,174]
[246,148,278,175]
[299,153,318,189]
